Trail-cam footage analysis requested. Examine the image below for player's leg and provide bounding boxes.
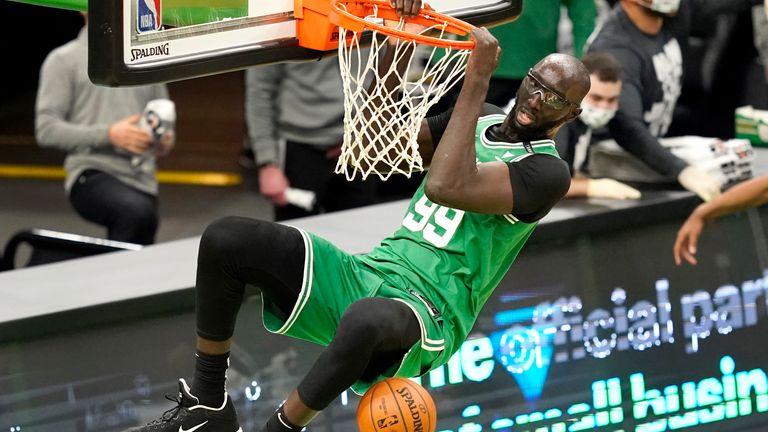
[69,169,159,245]
[262,297,421,431]
[194,216,305,401]
[126,216,306,432]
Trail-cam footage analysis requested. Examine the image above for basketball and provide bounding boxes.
[356,377,437,432]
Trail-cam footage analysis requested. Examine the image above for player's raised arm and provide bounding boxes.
[426,50,589,216]
[423,28,508,212]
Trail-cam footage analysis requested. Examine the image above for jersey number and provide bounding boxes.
[402,196,465,248]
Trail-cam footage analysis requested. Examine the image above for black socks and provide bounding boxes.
[262,405,305,432]
[191,351,229,407]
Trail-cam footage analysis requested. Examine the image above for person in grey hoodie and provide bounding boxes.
[245,57,377,221]
[587,0,763,203]
[35,13,174,245]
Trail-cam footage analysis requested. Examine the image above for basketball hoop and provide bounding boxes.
[328,0,475,181]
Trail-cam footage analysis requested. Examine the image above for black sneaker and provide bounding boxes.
[126,378,242,432]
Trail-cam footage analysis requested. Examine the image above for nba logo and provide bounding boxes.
[137,0,162,33]
[376,415,399,428]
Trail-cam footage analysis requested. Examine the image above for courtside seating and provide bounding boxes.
[0,229,141,271]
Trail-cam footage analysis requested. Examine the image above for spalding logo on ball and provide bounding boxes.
[357,377,436,432]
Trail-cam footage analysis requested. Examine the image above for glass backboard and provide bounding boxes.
[87,0,522,85]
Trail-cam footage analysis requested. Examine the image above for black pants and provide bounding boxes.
[69,170,159,245]
[277,140,378,221]
[196,216,420,410]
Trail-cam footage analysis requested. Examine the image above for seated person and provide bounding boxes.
[35,13,174,245]
[556,52,641,199]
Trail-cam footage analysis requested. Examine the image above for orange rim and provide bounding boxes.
[329,0,476,49]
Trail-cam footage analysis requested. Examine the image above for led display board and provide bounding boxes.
[1,207,767,431]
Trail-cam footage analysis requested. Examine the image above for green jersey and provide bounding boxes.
[361,112,562,358]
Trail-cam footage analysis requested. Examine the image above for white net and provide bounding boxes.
[335,9,472,181]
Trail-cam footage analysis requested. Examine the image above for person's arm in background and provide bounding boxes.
[245,65,289,206]
[564,0,598,58]
[674,176,768,265]
[424,29,570,215]
[599,46,721,201]
[567,175,642,199]
[603,46,687,178]
[753,5,768,82]
[36,51,150,155]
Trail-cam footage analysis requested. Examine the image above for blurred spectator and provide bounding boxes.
[486,0,598,106]
[245,58,377,221]
[674,175,768,265]
[35,13,174,245]
[556,52,641,199]
[587,0,761,202]
[690,2,768,137]
[754,3,768,82]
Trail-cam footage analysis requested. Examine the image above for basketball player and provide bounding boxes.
[126,13,590,432]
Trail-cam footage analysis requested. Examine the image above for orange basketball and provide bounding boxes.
[356,377,437,432]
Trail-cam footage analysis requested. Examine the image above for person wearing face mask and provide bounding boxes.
[556,52,642,199]
[586,0,762,202]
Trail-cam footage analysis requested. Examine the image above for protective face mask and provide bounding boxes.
[638,0,681,14]
[580,104,617,129]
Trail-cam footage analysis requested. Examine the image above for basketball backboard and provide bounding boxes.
[87,0,522,86]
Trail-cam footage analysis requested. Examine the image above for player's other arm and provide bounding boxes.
[421,30,570,215]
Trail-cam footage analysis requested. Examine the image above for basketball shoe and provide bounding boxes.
[125,378,241,432]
